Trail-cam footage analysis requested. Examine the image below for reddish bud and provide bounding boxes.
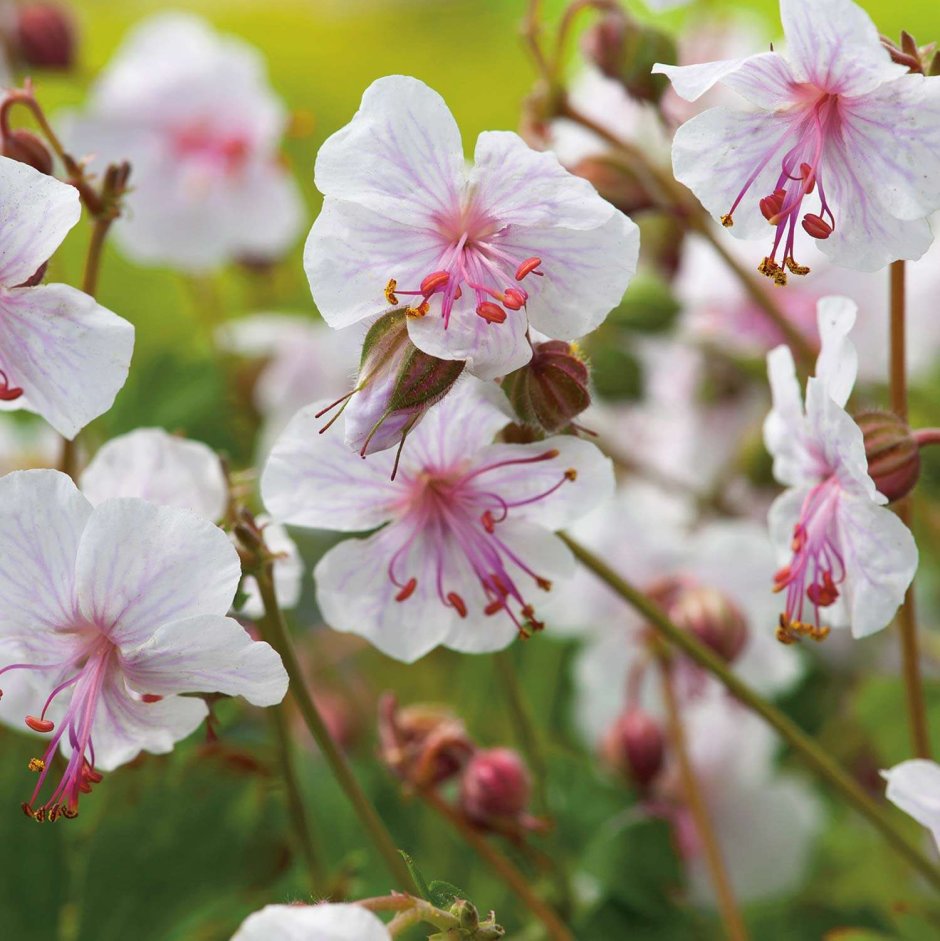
[668,585,749,665]
[3,129,53,175]
[16,3,76,70]
[460,748,531,823]
[856,409,920,503]
[601,708,665,790]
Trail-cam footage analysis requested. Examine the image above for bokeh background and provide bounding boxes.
[3,1,940,939]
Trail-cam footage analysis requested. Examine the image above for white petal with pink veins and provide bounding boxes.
[0,284,134,439]
[882,760,940,852]
[232,903,391,941]
[812,296,857,407]
[763,345,816,488]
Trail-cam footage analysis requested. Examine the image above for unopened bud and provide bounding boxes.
[581,7,677,104]
[602,708,665,790]
[569,155,654,217]
[668,585,748,664]
[2,129,53,175]
[344,309,464,459]
[16,3,76,70]
[446,901,505,939]
[856,409,920,503]
[502,340,590,433]
[459,748,531,824]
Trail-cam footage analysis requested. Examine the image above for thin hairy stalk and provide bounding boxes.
[559,532,940,891]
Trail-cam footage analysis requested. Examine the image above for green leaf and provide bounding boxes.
[428,879,469,909]
[400,850,433,902]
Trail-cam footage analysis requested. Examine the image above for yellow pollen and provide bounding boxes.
[27,758,44,773]
[536,577,552,591]
[776,614,831,646]
[564,468,577,481]
[406,301,429,318]
[785,258,810,276]
[720,214,734,228]
[385,279,399,305]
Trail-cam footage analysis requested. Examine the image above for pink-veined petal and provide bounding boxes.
[314,75,464,219]
[121,614,287,706]
[261,401,401,531]
[232,904,391,941]
[0,284,134,439]
[812,296,858,407]
[0,157,80,287]
[75,499,241,648]
[882,760,940,852]
[763,345,817,488]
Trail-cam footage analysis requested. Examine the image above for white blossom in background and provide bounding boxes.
[0,157,134,438]
[0,418,59,475]
[305,74,639,379]
[882,760,940,851]
[65,13,304,271]
[262,380,613,662]
[0,470,287,821]
[231,902,390,941]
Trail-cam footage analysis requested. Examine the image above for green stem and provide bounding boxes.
[255,563,416,892]
[559,532,940,892]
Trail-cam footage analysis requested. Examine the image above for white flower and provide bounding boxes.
[0,470,287,820]
[764,297,918,640]
[262,380,614,662]
[231,902,390,941]
[0,157,133,438]
[305,74,639,380]
[65,13,304,271]
[654,0,940,275]
[882,759,940,851]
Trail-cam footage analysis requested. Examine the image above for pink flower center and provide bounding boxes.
[722,91,839,285]
[388,448,575,636]
[172,122,252,177]
[384,201,545,327]
[772,475,844,644]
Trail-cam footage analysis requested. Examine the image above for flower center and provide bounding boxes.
[772,475,844,644]
[387,448,575,636]
[721,92,839,285]
[172,122,252,177]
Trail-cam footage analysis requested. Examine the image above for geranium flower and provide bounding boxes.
[764,296,917,642]
[0,470,287,821]
[0,157,133,438]
[231,903,389,941]
[654,0,940,277]
[304,75,639,380]
[262,381,614,662]
[882,759,940,851]
[65,13,304,271]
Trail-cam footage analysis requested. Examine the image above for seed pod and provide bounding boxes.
[856,409,920,503]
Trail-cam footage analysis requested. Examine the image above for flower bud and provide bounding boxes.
[501,340,590,433]
[447,900,505,939]
[344,309,464,459]
[568,155,654,217]
[601,708,665,790]
[856,409,920,503]
[2,129,53,175]
[581,7,677,105]
[459,748,531,824]
[16,3,76,70]
[668,584,749,665]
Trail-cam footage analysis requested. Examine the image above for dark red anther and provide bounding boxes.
[759,188,786,222]
[25,715,54,733]
[800,162,816,194]
[773,566,791,591]
[448,592,468,617]
[484,599,504,616]
[476,302,507,324]
[802,213,833,239]
[0,370,23,401]
[395,577,418,602]
[515,257,543,281]
[502,288,526,310]
[420,270,450,295]
[807,571,839,607]
[481,510,495,533]
[141,694,163,703]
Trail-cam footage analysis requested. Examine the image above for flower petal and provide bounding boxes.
[812,296,857,407]
[261,401,401,531]
[75,499,241,648]
[80,428,228,520]
[0,157,80,286]
[763,344,817,488]
[0,284,134,439]
[314,75,464,219]
[232,903,391,941]
[882,759,940,852]
[836,494,918,638]
[121,614,288,706]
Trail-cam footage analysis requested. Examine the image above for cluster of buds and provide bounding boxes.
[881,30,940,76]
[359,893,504,939]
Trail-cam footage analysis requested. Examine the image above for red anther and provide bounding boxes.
[78,781,92,794]
[447,592,468,617]
[564,468,577,481]
[535,577,552,591]
[800,162,816,194]
[515,257,543,281]
[0,369,23,401]
[791,526,806,552]
[481,510,495,533]
[420,270,450,295]
[807,571,839,607]
[25,715,54,733]
[802,213,833,239]
[141,694,163,703]
[395,577,418,602]
[773,566,791,590]
[476,302,506,324]
[484,599,504,616]
[454,286,462,299]
[759,188,786,221]
[490,573,510,596]
[502,288,526,310]
[83,767,103,784]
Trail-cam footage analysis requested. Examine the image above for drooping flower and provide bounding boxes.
[262,380,614,662]
[654,0,940,277]
[305,75,640,380]
[764,296,918,642]
[0,156,134,438]
[0,470,288,820]
[231,903,390,941]
[64,13,304,271]
[882,759,940,852]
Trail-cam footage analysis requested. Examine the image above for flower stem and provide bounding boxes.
[267,701,328,895]
[657,655,749,941]
[558,532,940,892]
[254,563,416,892]
[890,260,931,760]
[417,786,574,941]
[913,428,940,448]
